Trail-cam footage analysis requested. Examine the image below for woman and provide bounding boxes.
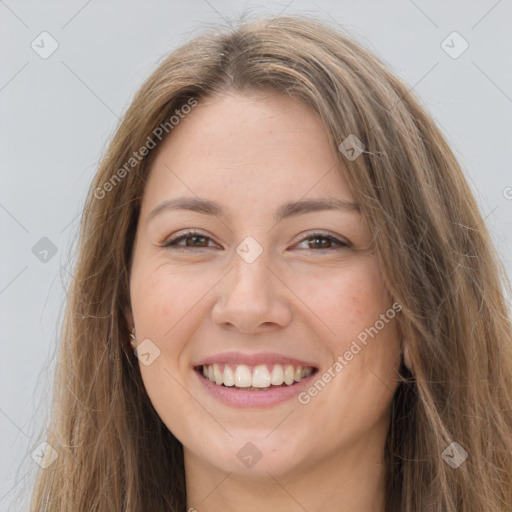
[30,15,512,511]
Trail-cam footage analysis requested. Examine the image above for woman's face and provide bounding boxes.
[128,90,401,481]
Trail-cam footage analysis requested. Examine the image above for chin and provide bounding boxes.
[190,431,311,478]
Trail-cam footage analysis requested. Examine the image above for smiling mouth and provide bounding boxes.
[196,363,318,391]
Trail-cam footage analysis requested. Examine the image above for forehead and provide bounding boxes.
[141,90,355,214]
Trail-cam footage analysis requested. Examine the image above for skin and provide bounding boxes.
[127,89,402,512]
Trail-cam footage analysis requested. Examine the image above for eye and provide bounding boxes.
[161,230,350,252]
[162,230,219,250]
[293,232,350,250]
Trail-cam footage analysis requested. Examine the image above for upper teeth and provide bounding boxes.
[201,363,314,388]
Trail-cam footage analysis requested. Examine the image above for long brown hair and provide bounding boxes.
[29,15,512,511]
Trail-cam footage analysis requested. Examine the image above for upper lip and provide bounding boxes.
[194,351,319,368]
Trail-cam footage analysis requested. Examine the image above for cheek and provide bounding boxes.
[336,262,401,372]
[131,261,212,341]
[290,257,392,344]
[131,264,212,436]
[292,257,402,396]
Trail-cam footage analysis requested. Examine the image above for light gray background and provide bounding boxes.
[1,1,511,509]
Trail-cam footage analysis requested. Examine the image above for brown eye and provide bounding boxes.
[295,233,349,250]
[307,235,333,249]
[163,231,218,249]
[184,235,209,247]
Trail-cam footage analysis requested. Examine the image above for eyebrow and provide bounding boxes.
[147,196,360,223]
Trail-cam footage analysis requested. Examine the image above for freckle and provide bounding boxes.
[350,296,361,310]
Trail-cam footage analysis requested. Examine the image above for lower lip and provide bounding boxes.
[195,370,316,408]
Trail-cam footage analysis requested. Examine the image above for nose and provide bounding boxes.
[211,249,293,333]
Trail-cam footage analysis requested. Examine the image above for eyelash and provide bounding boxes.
[162,229,350,252]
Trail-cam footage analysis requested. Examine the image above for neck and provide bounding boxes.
[184,425,388,512]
